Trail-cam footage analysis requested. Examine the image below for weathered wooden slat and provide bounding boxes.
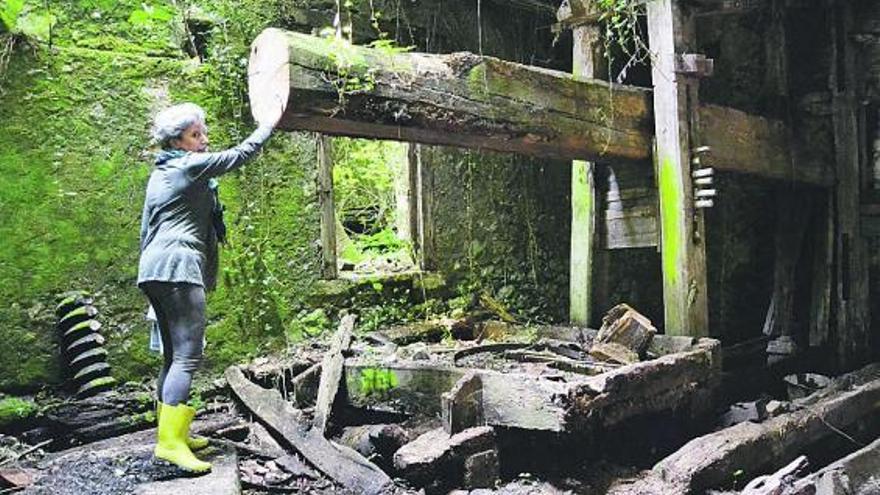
[312,314,355,434]
[762,189,813,338]
[415,144,436,270]
[317,135,336,279]
[247,28,830,185]
[830,3,871,368]
[809,193,834,348]
[225,366,393,495]
[603,162,658,249]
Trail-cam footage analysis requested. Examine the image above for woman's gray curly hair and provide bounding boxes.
[150,102,207,149]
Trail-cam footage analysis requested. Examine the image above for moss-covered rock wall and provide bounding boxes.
[0,0,321,392]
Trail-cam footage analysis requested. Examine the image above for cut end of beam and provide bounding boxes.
[249,28,290,126]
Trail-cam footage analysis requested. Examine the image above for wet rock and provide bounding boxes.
[765,400,790,417]
[463,449,499,489]
[0,467,36,489]
[784,373,831,400]
[718,399,768,428]
[442,372,483,435]
[338,424,410,470]
[393,426,496,491]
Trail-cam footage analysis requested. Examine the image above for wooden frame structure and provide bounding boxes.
[248,0,872,368]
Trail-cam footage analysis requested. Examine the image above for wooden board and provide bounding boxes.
[225,366,393,495]
[317,135,336,279]
[603,163,658,249]
[312,314,355,434]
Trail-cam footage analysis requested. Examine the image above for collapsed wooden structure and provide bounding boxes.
[247,0,875,373]
[228,314,723,493]
[226,315,880,494]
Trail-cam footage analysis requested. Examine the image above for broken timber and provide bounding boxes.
[247,28,831,186]
[342,336,720,433]
[653,364,880,493]
[225,366,393,495]
[312,313,355,434]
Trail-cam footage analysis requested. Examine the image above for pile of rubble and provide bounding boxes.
[225,306,722,494]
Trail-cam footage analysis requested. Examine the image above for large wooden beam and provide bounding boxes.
[654,365,880,493]
[248,28,831,185]
[647,0,709,337]
[249,28,652,165]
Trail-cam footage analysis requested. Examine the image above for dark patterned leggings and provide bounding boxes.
[140,281,206,406]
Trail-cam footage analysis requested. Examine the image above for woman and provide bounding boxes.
[138,102,278,472]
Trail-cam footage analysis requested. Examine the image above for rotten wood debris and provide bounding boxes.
[216,303,724,493]
[606,363,880,495]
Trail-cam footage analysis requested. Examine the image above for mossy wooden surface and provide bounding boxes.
[263,29,830,185]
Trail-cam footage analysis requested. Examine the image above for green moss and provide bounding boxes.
[357,367,399,397]
[658,156,682,289]
[0,397,39,428]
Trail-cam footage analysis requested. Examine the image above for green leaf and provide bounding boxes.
[0,0,25,32]
[127,9,150,25]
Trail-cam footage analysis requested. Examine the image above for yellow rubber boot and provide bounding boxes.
[154,402,212,473]
[157,402,209,450]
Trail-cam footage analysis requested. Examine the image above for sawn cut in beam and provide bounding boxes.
[249,28,831,186]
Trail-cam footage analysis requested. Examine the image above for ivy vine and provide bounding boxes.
[595,0,649,84]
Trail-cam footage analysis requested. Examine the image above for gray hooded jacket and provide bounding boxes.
[137,125,272,290]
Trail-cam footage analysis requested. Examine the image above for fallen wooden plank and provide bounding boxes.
[741,455,807,494]
[313,314,356,434]
[225,366,393,495]
[786,437,880,494]
[654,367,880,493]
[248,28,831,185]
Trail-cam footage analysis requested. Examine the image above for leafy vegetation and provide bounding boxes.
[594,0,649,83]
[0,396,39,429]
[333,137,413,269]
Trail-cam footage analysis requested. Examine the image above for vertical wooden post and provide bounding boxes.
[415,144,436,270]
[809,194,834,348]
[830,0,870,368]
[317,135,337,279]
[647,0,709,336]
[569,25,604,326]
[762,0,806,346]
[405,144,421,254]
